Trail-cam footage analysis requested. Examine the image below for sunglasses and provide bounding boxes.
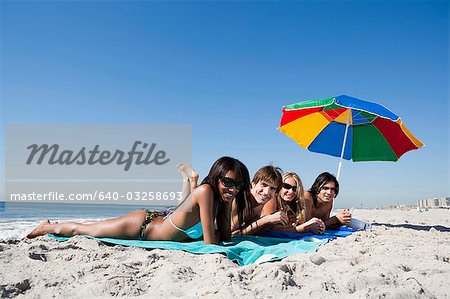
[220,177,244,190]
[282,183,297,192]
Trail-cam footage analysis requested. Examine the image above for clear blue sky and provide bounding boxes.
[1,0,448,208]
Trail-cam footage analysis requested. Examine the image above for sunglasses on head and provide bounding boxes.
[220,177,244,190]
[282,183,297,192]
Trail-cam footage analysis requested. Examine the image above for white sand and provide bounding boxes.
[1,208,449,298]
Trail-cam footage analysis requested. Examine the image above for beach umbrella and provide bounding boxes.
[279,95,424,180]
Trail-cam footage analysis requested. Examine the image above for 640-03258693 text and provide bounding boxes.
[9,191,184,202]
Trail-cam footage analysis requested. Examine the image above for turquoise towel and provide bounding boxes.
[48,230,351,266]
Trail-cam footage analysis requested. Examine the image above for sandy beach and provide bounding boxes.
[1,208,449,298]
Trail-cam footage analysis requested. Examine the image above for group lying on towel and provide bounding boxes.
[27,156,354,244]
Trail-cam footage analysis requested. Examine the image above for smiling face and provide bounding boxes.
[251,180,278,205]
[317,181,337,204]
[281,176,297,202]
[218,170,241,202]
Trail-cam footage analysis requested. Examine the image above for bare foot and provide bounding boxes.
[27,219,50,239]
[177,163,199,189]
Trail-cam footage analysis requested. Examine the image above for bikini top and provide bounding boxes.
[168,215,203,239]
[166,204,218,240]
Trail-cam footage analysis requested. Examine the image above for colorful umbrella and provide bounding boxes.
[279,95,424,179]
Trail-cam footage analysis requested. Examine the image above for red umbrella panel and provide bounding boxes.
[279,95,424,178]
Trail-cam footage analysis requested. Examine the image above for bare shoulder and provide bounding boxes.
[191,184,214,203]
[303,191,313,203]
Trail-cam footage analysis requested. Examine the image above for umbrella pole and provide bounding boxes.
[337,110,351,181]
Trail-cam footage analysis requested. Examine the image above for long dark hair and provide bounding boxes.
[201,156,250,241]
[308,172,339,207]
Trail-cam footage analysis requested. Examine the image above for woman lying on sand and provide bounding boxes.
[27,156,251,244]
[261,171,325,234]
[304,172,351,230]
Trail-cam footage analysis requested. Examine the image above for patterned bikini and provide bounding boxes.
[138,209,203,240]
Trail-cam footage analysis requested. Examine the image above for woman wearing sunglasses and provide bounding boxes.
[261,172,325,234]
[27,156,251,244]
[304,172,351,230]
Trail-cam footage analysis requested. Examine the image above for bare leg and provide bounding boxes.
[177,163,199,200]
[27,219,51,238]
[27,210,146,239]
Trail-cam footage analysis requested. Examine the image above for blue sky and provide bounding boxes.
[1,0,448,208]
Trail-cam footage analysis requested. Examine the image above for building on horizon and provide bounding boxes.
[417,197,450,208]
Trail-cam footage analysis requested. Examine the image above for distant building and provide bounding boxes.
[417,197,450,208]
[438,197,450,207]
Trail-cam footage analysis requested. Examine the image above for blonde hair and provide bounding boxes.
[277,171,305,225]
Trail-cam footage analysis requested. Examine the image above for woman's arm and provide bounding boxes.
[268,223,298,233]
[303,191,313,221]
[193,185,217,244]
[260,197,277,217]
[216,201,232,242]
[295,218,324,234]
[235,211,289,235]
[270,217,325,234]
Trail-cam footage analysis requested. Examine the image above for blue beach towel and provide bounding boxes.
[48,229,352,266]
[265,227,355,240]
